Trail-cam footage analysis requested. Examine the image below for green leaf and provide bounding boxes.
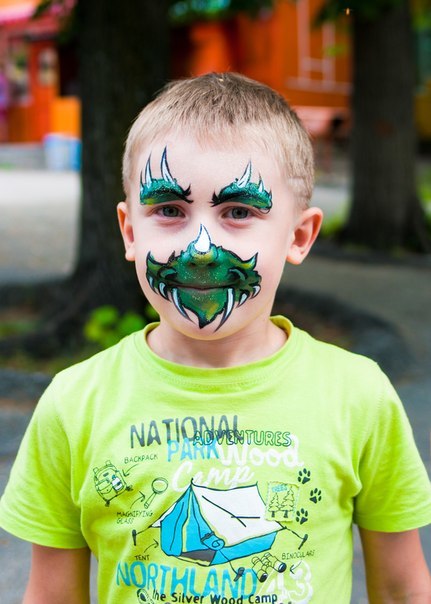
[89,305,119,328]
[118,312,147,337]
[83,322,105,344]
[324,43,348,57]
[145,304,160,321]
[103,332,121,348]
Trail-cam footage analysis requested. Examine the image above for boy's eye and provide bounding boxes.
[227,207,250,220]
[158,206,182,218]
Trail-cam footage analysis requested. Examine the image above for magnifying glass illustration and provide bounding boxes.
[144,477,168,509]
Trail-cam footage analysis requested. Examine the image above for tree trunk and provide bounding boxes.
[70,0,169,314]
[0,0,170,355]
[342,0,430,251]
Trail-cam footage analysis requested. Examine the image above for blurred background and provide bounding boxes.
[0,1,430,603]
[0,1,430,361]
[0,0,429,150]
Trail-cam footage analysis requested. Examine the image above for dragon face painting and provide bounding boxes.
[140,148,272,330]
[146,225,261,329]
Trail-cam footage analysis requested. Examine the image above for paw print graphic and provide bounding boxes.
[296,508,308,525]
[298,468,311,484]
[309,488,322,504]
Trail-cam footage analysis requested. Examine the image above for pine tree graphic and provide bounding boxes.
[280,488,296,519]
[268,492,281,517]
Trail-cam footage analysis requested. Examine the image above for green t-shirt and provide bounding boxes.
[1,317,430,604]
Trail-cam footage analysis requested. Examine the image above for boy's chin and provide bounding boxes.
[167,314,240,339]
[159,306,257,341]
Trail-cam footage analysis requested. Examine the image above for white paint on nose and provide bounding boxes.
[194,224,211,253]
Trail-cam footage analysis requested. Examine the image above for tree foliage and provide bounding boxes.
[169,0,274,23]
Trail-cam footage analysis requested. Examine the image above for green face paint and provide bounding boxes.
[146,225,261,329]
[140,147,192,205]
[211,161,272,212]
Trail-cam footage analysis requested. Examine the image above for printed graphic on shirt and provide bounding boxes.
[146,225,261,329]
[132,478,169,512]
[93,460,133,506]
[152,482,284,574]
[265,482,299,523]
[91,414,322,604]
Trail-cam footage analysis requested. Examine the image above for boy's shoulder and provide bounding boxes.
[53,331,140,388]
[296,323,381,376]
[36,332,143,424]
[293,323,392,402]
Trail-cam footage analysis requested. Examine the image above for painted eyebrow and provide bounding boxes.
[211,185,271,209]
[140,147,193,205]
[140,184,192,205]
[211,162,272,212]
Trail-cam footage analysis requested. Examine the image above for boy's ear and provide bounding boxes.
[286,207,323,265]
[117,201,135,262]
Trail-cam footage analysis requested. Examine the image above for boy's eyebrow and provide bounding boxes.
[140,147,193,205]
[211,162,272,211]
[140,184,192,205]
[211,186,271,209]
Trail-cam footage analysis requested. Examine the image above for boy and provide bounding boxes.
[1,72,430,604]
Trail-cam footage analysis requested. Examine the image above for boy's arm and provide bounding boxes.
[23,544,91,604]
[360,527,431,603]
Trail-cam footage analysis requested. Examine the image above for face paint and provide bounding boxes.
[211,161,272,212]
[140,147,192,205]
[146,225,261,329]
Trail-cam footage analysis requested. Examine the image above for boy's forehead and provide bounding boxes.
[135,134,283,181]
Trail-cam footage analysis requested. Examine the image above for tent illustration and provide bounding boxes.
[151,482,284,568]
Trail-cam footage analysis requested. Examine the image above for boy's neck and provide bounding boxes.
[146,318,287,369]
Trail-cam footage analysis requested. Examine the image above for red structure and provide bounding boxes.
[0,0,79,142]
[0,0,351,143]
[172,1,351,139]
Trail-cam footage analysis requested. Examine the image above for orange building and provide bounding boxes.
[172,0,352,139]
[0,0,351,144]
[0,0,79,143]
[2,1,431,145]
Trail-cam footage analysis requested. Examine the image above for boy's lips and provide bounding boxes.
[161,282,235,291]
[147,277,260,329]
[175,285,223,291]
[171,285,237,329]
[148,276,260,299]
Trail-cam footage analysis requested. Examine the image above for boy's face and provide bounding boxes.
[118,134,321,340]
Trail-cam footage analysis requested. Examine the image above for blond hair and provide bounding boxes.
[123,72,314,205]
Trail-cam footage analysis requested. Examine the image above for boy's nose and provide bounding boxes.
[188,247,217,266]
[187,225,218,266]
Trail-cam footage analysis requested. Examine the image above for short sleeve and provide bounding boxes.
[0,378,87,548]
[353,371,431,532]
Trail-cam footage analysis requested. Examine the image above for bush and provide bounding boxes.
[83,304,159,350]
